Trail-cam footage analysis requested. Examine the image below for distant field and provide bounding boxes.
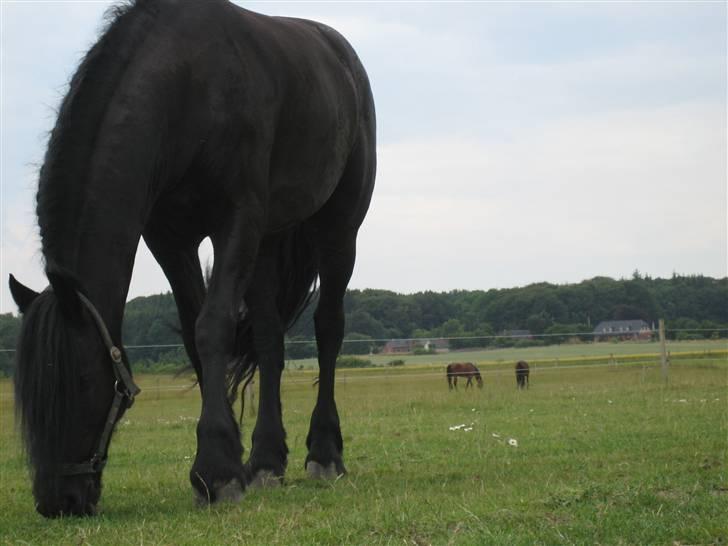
[1,344,726,544]
[289,338,728,369]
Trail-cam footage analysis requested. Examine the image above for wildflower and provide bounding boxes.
[508,438,518,448]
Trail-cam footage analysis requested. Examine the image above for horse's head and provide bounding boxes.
[476,374,484,389]
[9,272,127,517]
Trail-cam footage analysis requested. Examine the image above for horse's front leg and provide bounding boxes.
[190,215,262,504]
[143,226,206,384]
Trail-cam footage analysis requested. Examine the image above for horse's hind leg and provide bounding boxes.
[305,229,355,479]
[304,107,374,479]
[245,239,288,487]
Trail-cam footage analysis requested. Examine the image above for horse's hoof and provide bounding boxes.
[248,469,283,489]
[306,461,343,480]
[194,478,244,506]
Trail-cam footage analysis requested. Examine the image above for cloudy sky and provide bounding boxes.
[1,1,726,314]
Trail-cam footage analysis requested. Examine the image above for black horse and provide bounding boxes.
[515,360,530,389]
[9,0,375,517]
[446,363,483,390]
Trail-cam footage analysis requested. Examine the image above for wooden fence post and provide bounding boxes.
[659,319,668,384]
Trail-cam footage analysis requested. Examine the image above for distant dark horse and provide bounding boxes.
[9,0,375,517]
[446,363,483,390]
[515,360,530,389]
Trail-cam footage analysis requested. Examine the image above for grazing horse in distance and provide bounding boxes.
[9,0,375,517]
[515,360,530,389]
[446,362,483,390]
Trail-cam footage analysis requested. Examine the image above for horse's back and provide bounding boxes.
[141,0,374,231]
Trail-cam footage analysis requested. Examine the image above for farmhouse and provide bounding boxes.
[380,338,450,354]
[593,320,652,341]
[380,339,412,354]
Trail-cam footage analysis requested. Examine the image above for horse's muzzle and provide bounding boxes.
[34,476,100,518]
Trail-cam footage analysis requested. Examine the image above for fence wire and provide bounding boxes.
[1,327,726,353]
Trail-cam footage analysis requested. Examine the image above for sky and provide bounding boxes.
[1,1,726,314]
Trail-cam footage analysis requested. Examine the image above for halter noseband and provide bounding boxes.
[59,293,141,476]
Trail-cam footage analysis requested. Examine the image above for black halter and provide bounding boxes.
[59,293,141,476]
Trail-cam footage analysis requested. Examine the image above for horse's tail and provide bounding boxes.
[226,225,318,421]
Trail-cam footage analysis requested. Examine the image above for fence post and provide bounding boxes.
[659,319,668,384]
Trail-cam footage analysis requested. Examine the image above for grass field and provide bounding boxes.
[1,343,726,545]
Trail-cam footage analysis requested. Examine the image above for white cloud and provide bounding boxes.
[350,99,726,293]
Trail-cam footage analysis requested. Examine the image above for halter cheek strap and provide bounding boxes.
[59,293,141,476]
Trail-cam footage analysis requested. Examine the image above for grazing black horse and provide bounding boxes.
[446,363,483,390]
[515,360,530,389]
[9,0,375,517]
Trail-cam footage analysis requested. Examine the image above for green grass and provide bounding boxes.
[1,350,727,545]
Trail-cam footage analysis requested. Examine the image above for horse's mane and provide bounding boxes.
[14,280,82,481]
[37,0,159,266]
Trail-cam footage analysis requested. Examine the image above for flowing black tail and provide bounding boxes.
[226,224,319,419]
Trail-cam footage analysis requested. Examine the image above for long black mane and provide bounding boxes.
[37,0,158,265]
[14,286,81,480]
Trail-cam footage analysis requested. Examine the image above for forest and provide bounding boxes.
[1,273,726,374]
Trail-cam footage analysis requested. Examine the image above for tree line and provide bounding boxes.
[1,272,726,374]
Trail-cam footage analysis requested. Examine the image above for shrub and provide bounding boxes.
[336,356,373,368]
[386,359,405,367]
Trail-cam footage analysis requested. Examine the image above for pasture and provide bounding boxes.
[1,348,726,544]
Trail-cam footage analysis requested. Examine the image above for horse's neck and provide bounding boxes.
[39,123,165,331]
[41,184,146,334]
[47,241,138,337]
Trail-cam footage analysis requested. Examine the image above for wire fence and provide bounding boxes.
[1,327,727,354]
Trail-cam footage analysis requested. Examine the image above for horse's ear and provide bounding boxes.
[47,269,83,321]
[8,274,40,314]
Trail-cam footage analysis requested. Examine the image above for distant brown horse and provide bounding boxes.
[515,360,530,389]
[447,363,483,390]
